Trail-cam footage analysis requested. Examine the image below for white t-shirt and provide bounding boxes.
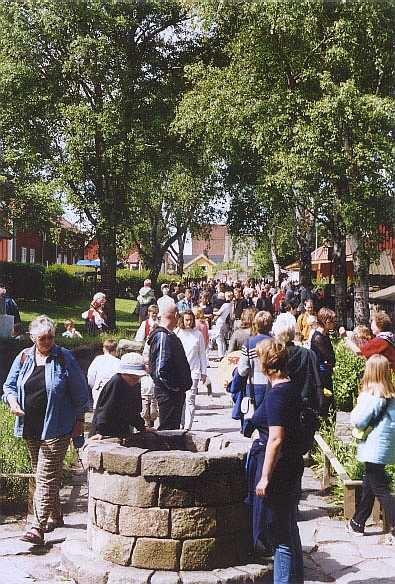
[214,301,231,327]
[87,354,120,408]
[176,328,207,380]
[157,294,175,316]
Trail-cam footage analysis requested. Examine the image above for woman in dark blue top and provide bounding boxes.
[245,339,304,584]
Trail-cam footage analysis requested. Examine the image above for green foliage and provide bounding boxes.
[312,417,395,507]
[185,265,206,280]
[0,403,31,502]
[44,264,86,302]
[116,269,174,299]
[0,261,45,300]
[333,340,365,411]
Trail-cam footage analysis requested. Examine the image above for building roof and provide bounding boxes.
[184,254,224,265]
[184,254,217,268]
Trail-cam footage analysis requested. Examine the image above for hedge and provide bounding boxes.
[116,269,174,298]
[0,261,177,302]
[0,261,45,300]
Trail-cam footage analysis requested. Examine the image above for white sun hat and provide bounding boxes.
[117,352,147,376]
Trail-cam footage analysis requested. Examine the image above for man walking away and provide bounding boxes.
[148,305,192,429]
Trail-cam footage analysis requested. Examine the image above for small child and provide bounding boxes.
[347,354,395,543]
[62,319,82,339]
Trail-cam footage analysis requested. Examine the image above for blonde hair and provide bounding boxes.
[256,339,288,376]
[360,354,395,398]
[252,311,273,335]
[240,307,256,329]
[352,325,372,347]
[193,306,205,320]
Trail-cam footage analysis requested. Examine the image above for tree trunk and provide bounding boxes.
[98,226,117,330]
[270,230,281,286]
[147,244,164,289]
[295,207,314,289]
[177,234,185,277]
[332,233,347,329]
[353,235,370,326]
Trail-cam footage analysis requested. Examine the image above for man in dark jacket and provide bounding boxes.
[148,305,192,430]
[0,283,21,324]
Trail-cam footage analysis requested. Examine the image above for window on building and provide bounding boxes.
[29,248,35,263]
[21,247,27,263]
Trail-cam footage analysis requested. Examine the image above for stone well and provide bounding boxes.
[84,431,252,572]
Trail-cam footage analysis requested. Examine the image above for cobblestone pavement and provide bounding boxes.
[0,358,393,583]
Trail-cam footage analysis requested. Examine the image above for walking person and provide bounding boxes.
[87,339,119,409]
[148,305,192,430]
[137,279,156,323]
[245,339,304,583]
[310,307,336,415]
[210,290,233,359]
[135,304,159,345]
[2,315,89,544]
[347,354,395,543]
[157,285,175,317]
[228,311,272,430]
[176,310,207,430]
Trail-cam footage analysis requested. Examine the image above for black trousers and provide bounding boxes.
[353,462,395,531]
[154,385,186,430]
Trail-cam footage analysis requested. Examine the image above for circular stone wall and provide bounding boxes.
[84,431,252,572]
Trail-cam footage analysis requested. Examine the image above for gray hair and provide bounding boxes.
[93,292,106,302]
[29,315,56,337]
[272,318,295,345]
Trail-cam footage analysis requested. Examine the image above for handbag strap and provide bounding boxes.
[247,338,256,407]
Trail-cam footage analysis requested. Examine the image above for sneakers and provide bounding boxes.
[346,519,365,537]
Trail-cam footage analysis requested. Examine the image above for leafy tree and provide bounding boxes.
[176,0,394,325]
[0,0,194,327]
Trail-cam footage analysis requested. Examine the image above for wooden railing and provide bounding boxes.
[314,433,390,532]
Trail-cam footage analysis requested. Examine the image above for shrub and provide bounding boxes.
[0,261,45,300]
[333,340,365,411]
[0,403,32,503]
[44,264,86,301]
[116,269,174,298]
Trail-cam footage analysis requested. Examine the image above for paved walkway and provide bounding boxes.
[0,359,393,583]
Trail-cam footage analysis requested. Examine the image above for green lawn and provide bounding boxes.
[18,297,138,346]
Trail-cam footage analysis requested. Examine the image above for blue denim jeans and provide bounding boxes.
[272,502,304,584]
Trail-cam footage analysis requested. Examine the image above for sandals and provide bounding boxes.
[20,527,44,545]
[44,517,64,533]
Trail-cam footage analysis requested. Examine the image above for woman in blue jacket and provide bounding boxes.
[348,354,395,543]
[3,315,89,545]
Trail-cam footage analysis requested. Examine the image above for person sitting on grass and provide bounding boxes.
[62,319,82,339]
[89,353,156,440]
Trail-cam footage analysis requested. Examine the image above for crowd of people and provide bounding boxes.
[1,275,394,583]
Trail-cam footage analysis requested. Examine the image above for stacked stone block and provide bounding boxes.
[85,432,250,571]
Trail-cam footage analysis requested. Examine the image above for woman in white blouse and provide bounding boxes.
[176,310,208,430]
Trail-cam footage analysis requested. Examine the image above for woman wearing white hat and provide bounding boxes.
[90,353,156,439]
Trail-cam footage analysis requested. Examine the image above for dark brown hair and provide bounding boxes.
[178,309,196,329]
